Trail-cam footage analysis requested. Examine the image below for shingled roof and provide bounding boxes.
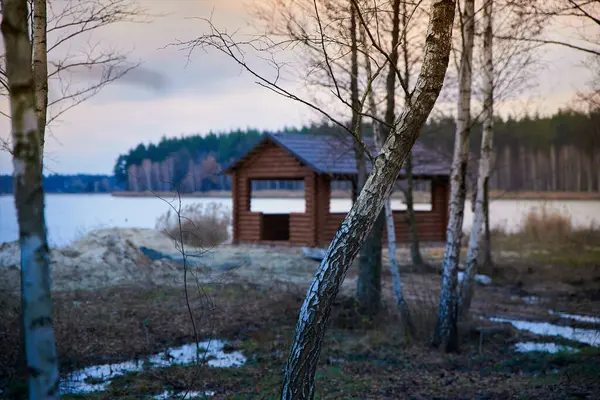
[224,132,451,177]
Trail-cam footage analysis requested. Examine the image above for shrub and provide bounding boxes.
[155,202,231,247]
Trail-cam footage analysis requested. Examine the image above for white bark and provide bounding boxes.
[2,0,60,398]
[433,0,475,351]
[282,1,456,397]
[459,0,494,317]
[33,0,48,157]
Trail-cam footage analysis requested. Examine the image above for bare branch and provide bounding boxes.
[495,34,600,57]
[170,17,375,161]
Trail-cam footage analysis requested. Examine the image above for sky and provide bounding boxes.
[0,0,596,175]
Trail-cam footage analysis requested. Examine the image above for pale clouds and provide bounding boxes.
[0,0,595,174]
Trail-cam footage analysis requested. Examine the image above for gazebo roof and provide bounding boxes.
[224,132,451,177]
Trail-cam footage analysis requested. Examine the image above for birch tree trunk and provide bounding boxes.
[401,0,425,267]
[281,1,456,397]
[2,0,60,398]
[32,0,48,159]
[404,152,424,265]
[432,0,475,352]
[362,20,413,333]
[482,179,493,266]
[459,0,494,317]
[351,0,381,317]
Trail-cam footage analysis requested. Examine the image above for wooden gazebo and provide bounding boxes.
[224,133,451,247]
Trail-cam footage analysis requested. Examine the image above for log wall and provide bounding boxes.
[230,139,449,247]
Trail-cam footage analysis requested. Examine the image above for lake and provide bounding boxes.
[1,194,599,247]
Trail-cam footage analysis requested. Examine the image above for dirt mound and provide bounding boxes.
[0,227,444,294]
[0,228,322,293]
[0,228,186,292]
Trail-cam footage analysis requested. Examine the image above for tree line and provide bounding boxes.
[115,108,600,193]
[0,174,117,194]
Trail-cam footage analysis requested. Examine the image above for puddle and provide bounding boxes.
[548,310,600,324]
[60,339,246,395]
[514,341,579,354]
[490,317,600,346]
[522,296,540,304]
[154,389,216,399]
[457,272,492,285]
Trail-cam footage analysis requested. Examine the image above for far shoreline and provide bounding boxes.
[109,190,600,201]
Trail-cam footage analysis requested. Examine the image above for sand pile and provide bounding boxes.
[0,228,323,292]
[0,228,188,292]
[0,227,448,294]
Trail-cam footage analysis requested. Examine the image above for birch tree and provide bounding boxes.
[1,0,60,398]
[459,0,493,316]
[282,1,456,395]
[432,0,475,352]
[32,0,48,156]
[400,0,426,267]
[361,3,413,332]
[351,0,382,318]
[175,1,456,394]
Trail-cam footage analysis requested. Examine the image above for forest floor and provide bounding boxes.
[1,228,599,399]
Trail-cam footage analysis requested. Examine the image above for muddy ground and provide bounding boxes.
[1,228,599,399]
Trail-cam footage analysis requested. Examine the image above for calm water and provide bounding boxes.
[1,194,599,247]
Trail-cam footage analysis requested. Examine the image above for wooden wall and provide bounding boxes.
[230,139,449,247]
[231,140,316,246]
[315,176,449,246]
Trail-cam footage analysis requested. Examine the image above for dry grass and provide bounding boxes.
[497,205,600,247]
[2,271,598,398]
[487,206,600,293]
[521,205,574,243]
[155,202,231,248]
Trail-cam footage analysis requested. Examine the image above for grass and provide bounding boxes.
[2,276,599,399]
[485,206,600,290]
[493,204,600,251]
[155,202,231,248]
[2,204,600,398]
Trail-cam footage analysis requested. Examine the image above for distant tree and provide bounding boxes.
[459,0,495,317]
[433,0,476,353]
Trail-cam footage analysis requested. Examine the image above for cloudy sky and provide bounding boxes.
[0,0,595,175]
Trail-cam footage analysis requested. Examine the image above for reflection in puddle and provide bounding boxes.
[457,272,492,285]
[60,339,246,395]
[515,341,579,354]
[490,317,600,346]
[548,310,600,324]
[522,296,540,304]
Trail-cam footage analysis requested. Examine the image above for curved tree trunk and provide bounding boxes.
[459,0,494,318]
[281,1,456,397]
[432,0,475,352]
[2,0,60,398]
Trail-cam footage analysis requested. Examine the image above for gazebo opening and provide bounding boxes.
[249,179,305,241]
[330,179,353,213]
[391,179,433,211]
[225,133,451,246]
